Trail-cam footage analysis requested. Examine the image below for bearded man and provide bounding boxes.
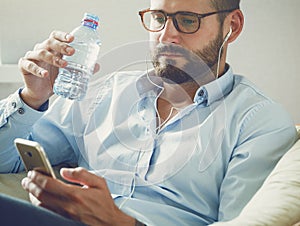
[0,0,297,225]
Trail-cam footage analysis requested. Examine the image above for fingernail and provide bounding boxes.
[39,69,47,77]
[62,168,71,175]
[21,178,27,188]
[65,34,72,41]
[55,57,60,63]
[59,59,65,66]
[65,47,73,54]
[27,170,32,178]
[55,57,65,67]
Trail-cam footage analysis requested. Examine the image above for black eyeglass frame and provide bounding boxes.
[139,8,237,34]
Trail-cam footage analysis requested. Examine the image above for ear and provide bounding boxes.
[226,9,244,43]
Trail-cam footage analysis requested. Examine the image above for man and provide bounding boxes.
[0,0,297,225]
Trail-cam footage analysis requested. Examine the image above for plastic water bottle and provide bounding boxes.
[53,13,101,100]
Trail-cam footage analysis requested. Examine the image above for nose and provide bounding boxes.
[159,17,180,44]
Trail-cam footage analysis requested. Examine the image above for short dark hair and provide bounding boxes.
[210,0,240,23]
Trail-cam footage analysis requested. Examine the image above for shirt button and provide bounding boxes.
[17,108,25,114]
[198,89,205,97]
[11,102,17,108]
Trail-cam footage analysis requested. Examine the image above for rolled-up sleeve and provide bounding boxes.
[0,89,46,172]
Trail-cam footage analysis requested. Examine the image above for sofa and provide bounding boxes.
[1,127,299,225]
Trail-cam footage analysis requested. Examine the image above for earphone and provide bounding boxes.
[216,27,232,79]
[224,26,232,43]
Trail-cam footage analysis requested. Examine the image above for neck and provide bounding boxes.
[216,47,228,78]
[217,62,228,79]
[159,81,198,109]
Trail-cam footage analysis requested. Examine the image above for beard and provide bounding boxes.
[151,29,224,85]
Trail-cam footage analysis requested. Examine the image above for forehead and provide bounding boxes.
[150,0,213,13]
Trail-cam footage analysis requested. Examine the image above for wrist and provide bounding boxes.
[20,88,50,110]
[113,208,137,226]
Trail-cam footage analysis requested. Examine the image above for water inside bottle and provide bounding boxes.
[56,62,89,100]
[54,42,100,100]
[64,42,100,68]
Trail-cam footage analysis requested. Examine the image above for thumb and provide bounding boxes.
[60,167,106,189]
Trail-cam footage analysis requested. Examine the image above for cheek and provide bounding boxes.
[149,32,160,43]
[183,35,206,52]
[149,33,160,53]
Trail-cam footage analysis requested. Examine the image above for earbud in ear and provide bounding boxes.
[224,27,232,42]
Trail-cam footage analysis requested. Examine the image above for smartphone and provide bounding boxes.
[14,138,56,178]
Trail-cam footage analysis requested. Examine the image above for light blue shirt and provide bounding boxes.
[0,66,297,225]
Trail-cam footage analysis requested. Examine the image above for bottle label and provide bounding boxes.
[83,19,98,30]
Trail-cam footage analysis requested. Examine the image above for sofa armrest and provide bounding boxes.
[0,172,29,201]
[0,163,77,202]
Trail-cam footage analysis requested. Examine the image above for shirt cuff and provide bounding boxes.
[8,88,46,126]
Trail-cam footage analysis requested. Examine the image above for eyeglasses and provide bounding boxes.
[139,8,235,34]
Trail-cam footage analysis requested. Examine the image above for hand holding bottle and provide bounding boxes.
[18,13,100,109]
[18,31,75,109]
[53,13,101,101]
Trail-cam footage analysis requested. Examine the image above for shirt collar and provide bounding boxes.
[136,65,234,106]
[193,65,234,106]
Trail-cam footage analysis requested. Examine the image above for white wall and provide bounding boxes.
[0,0,299,123]
[228,0,300,124]
[0,0,149,64]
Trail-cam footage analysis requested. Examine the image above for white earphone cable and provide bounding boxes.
[216,27,232,79]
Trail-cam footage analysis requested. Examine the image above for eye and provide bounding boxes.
[184,19,196,25]
[179,16,197,26]
[152,13,165,24]
[176,13,199,32]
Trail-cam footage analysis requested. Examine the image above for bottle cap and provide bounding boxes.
[82,13,99,29]
[83,13,99,23]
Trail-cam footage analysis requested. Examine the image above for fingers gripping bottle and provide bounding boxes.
[53,13,101,101]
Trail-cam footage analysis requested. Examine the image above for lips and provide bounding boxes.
[158,52,182,58]
[154,43,190,60]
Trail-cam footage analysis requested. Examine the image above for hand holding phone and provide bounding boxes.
[14,138,56,178]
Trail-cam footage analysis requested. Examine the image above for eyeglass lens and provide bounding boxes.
[142,11,200,33]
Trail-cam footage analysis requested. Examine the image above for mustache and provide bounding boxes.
[153,43,205,63]
[154,43,188,56]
